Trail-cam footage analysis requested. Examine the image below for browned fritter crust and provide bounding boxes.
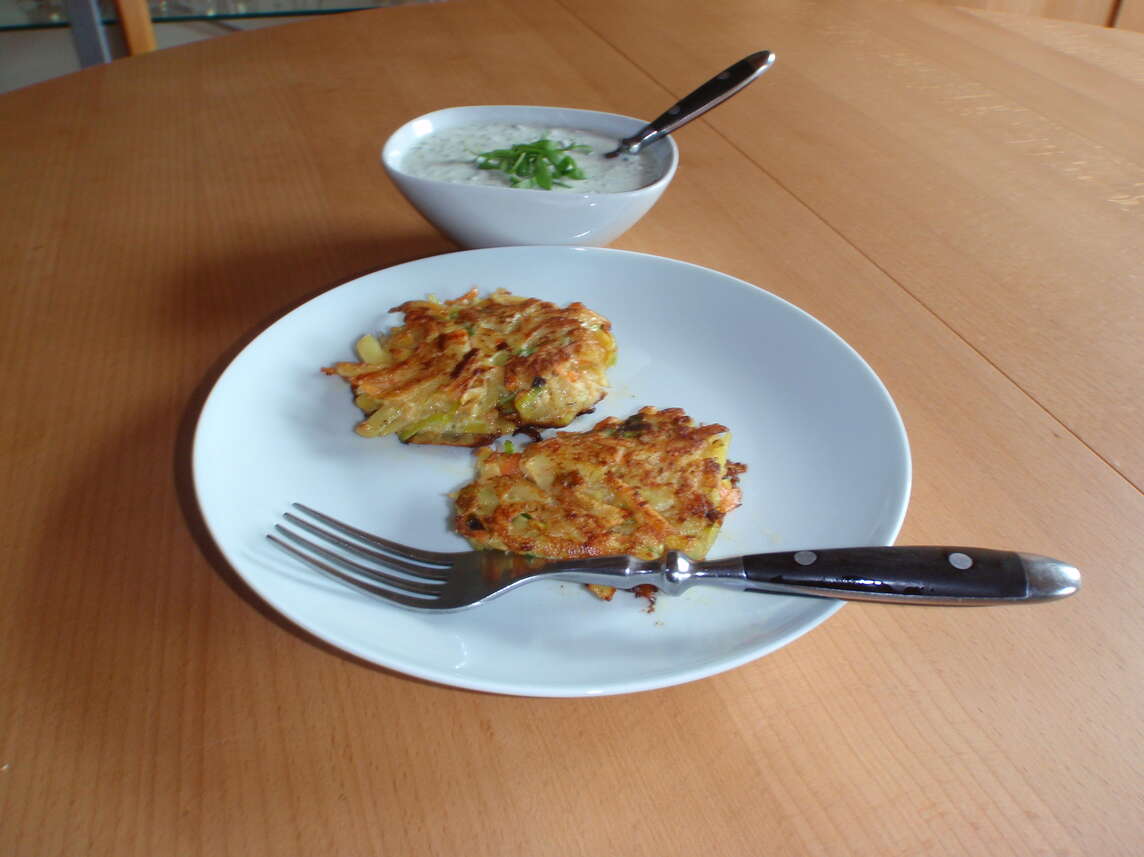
[322,289,616,446]
[453,407,745,566]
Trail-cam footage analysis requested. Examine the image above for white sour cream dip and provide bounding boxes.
[399,122,661,193]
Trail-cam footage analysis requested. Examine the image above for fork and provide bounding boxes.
[266,503,1081,611]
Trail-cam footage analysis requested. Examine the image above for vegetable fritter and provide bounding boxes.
[454,407,746,600]
[323,289,616,446]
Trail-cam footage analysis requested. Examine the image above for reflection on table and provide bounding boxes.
[0,0,440,68]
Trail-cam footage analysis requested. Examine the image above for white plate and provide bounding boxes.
[193,247,910,697]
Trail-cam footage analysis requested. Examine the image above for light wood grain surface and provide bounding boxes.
[935,0,1112,27]
[1119,0,1144,29]
[1,1,1141,855]
[930,0,1144,30]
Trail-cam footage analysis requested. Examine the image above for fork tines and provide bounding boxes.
[266,503,459,608]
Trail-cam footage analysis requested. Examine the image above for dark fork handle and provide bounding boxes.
[731,547,1079,604]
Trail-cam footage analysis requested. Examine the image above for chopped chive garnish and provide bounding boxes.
[474,138,591,191]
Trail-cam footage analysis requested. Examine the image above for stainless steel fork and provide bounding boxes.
[266,504,1081,611]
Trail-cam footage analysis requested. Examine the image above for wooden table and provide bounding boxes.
[2,1,1141,854]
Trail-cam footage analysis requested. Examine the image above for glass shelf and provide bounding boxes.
[1,0,429,30]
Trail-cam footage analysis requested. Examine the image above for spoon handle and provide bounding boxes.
[612,50,775,156]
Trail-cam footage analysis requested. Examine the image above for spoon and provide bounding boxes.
[606,50,776,158]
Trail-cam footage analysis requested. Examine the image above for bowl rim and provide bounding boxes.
[380,104,679,199]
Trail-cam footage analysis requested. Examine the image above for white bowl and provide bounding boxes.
[381,105,678,249]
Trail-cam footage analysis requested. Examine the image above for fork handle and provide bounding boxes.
[714,547,1080,605]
